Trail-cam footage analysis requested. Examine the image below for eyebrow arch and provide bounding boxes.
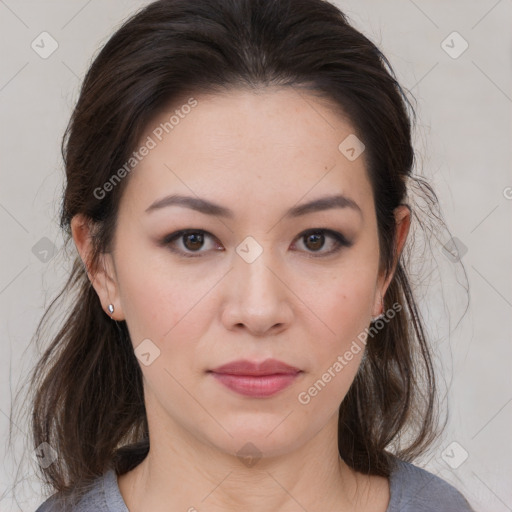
[145,193,362,219]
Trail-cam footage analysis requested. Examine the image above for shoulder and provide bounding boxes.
[387,457,475,512]
[34,468,127,512]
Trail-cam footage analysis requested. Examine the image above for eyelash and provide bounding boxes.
[159,228,353,259]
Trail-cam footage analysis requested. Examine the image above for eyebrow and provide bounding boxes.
[145,193,362,219]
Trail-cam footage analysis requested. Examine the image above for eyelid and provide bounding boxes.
[291,228,353,256]
[295,228,352,246]
[159,229,222,258]
[160,228,352,258]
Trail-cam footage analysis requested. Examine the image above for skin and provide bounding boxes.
[72,86,410,512]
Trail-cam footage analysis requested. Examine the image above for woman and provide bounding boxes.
[28,0,474,510]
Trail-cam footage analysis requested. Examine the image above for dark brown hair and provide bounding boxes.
[10,0,467,504]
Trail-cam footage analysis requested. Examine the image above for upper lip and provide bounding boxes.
[209,358,301,376]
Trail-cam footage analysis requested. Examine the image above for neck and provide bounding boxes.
[117,412,375,512]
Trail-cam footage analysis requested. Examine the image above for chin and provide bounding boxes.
[202,424,306,463]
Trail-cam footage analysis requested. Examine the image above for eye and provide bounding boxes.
[159,229,222,258]
[291,229,353,257]
[159,228,352,258]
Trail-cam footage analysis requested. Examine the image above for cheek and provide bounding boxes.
[116,260,230,390]
[290,258,375,390]
[295,277,372,411]
[121,274,209,348]
[115,233,218,340]
[297,262,375,338]
[117,256,212,396]
[331,275,375,333]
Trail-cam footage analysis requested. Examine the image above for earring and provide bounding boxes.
[107,304,115,316]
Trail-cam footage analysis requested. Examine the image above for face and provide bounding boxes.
[73,86,409,461]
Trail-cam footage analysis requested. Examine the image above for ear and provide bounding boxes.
[372,204,411,317]
[70,214,125,321]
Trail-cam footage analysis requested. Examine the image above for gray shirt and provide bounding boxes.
[35,457,475,511]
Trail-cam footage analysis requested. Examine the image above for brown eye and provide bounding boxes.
[160,228,352,259]
[160,230,221,258]
[182,232,204,251]
[292,229,352,257]
[303,232,326,251]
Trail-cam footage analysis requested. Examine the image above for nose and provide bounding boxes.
[220,246,293,337]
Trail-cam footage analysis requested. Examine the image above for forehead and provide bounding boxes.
[119,87,373,218]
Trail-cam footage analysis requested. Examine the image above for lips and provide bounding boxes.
[209,358,301,376]
[208,359,302,397]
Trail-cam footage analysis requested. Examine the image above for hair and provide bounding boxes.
[8,0,470,506]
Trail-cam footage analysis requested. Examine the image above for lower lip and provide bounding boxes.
[210,372,300,397]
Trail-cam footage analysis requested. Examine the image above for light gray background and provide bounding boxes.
[1,1,511,511]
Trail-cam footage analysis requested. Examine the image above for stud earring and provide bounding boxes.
[107,304,115,316]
